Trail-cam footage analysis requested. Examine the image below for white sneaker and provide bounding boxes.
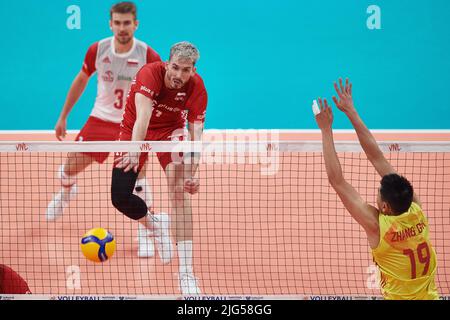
[137,224,155,258]
[179,273,201,295]
[152,213,173,264]
[45,184,77,221]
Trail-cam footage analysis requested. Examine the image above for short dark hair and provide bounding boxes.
[110,2,137,19]
[379,173,414,214]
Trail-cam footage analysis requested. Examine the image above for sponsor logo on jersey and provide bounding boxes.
[157,104,182,113]
[127,59,139,67]
[118,75,133,81]
[175,92,186,101]
[139,85,155,97]
[102,56,111,64]
[102,70,114,82]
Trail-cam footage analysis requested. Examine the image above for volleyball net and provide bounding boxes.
[0,139,449,299]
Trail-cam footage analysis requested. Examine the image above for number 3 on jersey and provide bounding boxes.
[114,89,124,109]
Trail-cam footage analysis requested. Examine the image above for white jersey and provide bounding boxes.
[82,37,161,123]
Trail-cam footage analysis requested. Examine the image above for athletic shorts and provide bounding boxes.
[75,116,121,163]
[115,126,187,172]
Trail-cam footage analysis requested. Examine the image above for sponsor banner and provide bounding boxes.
[307,295,383,300]
[0,294,178,300]
[182,295,305,301]
[3,294,447,300]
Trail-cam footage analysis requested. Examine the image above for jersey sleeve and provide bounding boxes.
[133,65,162,100]
[146,46,162,64]
[187,86,208,124]
[81,42,98,76]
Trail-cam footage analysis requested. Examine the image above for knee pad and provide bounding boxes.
[111,191,148,221]
[111,168,147,220]
[124,207,148,221]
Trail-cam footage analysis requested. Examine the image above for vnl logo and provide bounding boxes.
[259,142,280,176]
[15,143,29,151]
[388,143,402,152]
[140,143,152,151]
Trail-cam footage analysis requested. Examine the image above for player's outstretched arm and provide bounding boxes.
[55,70,90,141]
[132,93,154,142]
[332,78,396,177]
[315,98,379,246]
[115,93,154,173]
[332,78,421,205]
[188,120,204,170]
[183,121,204,195]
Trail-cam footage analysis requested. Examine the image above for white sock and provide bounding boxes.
[138,223,149,238]
[178,240,193,274]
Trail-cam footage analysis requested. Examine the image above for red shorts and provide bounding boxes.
[75,116,121,163]
[115,126,187,171]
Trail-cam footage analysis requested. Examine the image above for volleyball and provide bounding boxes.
[80,228,116,263]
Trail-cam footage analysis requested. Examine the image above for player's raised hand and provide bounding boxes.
[114,152,140,173]
[315,98,334,131]
[55,118,67,141]
[332,78,355,114]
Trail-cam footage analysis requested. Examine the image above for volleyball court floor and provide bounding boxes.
[0,131,449,297]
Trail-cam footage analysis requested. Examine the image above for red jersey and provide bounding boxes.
[121,62,207,133]
[0,264,31,294]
